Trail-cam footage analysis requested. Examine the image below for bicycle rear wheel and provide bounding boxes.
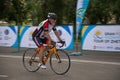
[50,50,71,75]
[23,48,40,72]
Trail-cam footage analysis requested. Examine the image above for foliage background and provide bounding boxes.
[0,0,120,26]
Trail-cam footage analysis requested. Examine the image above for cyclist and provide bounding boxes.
[32,12,64,69]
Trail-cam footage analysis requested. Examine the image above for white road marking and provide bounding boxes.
[0,55,120,65]
[0,75,8,78]
[71,59,120,65]
[0,55,22,58]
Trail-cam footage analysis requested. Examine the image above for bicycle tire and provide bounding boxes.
[23,48,40,72]
[50,50,71,75]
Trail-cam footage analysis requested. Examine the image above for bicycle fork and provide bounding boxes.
[53,48,61,63]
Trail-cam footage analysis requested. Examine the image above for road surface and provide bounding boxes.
[0,47,120,80]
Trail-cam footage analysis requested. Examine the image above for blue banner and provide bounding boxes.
[0,26,18,47]
[76,0,90,38]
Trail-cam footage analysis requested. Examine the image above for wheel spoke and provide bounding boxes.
[23,48,40,72]
[50,50,71,75]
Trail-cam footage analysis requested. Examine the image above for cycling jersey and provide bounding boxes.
[32,19,57,47]
[37,19,56,39]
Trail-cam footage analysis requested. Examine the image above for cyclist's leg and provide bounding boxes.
[38,45,45,63]
[32,36,45,67]
[38,38,48,62]
[32,31,48,69]
[38,45,47,69]
[37,38,50,69]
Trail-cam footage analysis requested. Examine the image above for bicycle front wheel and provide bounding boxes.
[23,48,40,72]
[50,50,71,75]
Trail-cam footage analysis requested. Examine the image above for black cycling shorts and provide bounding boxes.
[33,36,48,47]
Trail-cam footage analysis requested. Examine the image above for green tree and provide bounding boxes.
[112,0,120,24]
[0,0,16,22]
[85,0,111,24]
[26,0,44,25]
[63,0,77,24]
[85,0,120,24]
[1,0,120,26]
[41,0,64,25]
[0,0,28,25]
[12,0,28,25]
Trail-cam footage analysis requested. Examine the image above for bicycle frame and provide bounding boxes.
[43,46,59,64]
[34,41,65,64]
[30,43,61,65]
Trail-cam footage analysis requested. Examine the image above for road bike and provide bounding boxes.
[23,41,71,75]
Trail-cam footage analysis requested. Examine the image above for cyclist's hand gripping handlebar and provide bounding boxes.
[59,40,66,48]
[51,41,66,48]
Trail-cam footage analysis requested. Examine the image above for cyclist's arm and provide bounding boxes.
[53,30,62,42]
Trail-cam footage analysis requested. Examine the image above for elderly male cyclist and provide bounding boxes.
[32,12,64,69]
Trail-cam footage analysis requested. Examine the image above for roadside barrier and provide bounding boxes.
[0,25,74,52]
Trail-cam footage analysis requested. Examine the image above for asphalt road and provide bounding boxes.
[0,47,120,80]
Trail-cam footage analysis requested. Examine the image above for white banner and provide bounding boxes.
[0,26,18,47]
[20,26,37,48]
[82,25,120,52]
[20,26,74,49]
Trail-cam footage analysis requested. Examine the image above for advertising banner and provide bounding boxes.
[76,0,90,38]
[0,26,18,47]
[20,25,73,49]
[82,25,120,52]
[19,26,37,48]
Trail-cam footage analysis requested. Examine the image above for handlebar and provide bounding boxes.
[56,41,66,48]
[51,41,66,48]
[43,41,66,48]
